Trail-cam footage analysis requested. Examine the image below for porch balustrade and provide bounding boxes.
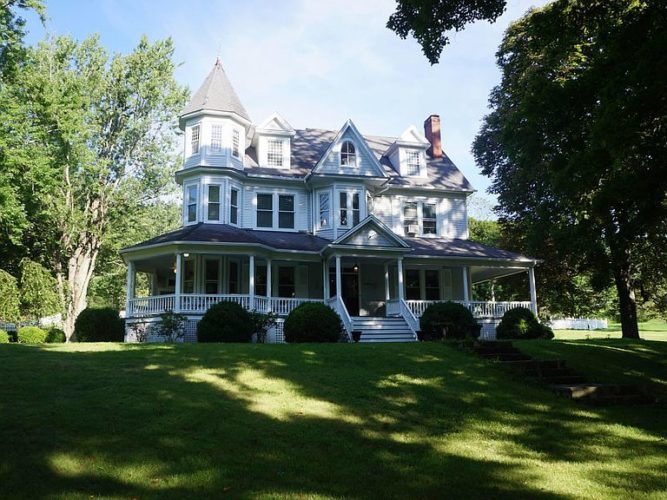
[404,300,532,319]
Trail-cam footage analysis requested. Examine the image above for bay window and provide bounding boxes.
[257,194,273,228]
[319,192,330,229]
[207,185,220,221]
[186,184,198,223]
[230,188,239,225]
[339,191,361,228]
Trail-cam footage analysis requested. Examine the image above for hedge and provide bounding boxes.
[284,303,342,343]
[75,308,125,342]
[197,301,254,343]
[420,301,478,340]
[17,326,48,344]
[496,307,554,340]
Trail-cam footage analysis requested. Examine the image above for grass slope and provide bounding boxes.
[1,342,666,499]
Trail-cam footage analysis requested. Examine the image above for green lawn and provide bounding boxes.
[1,342,666,499]
[553,319,667,341]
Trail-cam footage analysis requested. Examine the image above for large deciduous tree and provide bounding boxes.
[473,0,667,338]
[0,35,188,339]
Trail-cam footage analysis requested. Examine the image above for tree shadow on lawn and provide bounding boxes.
[0,342,665,499]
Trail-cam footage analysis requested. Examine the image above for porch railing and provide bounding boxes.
[128,294,175,317]
[405,300,532,319]
[180,294,250,313]
[270,297,324,316]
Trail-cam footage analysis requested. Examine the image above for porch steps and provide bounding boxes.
[351,317,416,343]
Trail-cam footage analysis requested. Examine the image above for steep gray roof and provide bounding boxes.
[240,128,474,191]
[181,59,250,122]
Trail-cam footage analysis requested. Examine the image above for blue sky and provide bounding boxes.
[24,0,548,210]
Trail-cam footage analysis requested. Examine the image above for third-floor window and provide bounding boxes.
[267,139,283,167]
[190,125,200,156]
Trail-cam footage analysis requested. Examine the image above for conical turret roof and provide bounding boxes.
[181,58,250,122]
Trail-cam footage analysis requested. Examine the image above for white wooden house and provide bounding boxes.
[121,59,539,342]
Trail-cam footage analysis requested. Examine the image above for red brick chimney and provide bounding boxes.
[424,114,442,159]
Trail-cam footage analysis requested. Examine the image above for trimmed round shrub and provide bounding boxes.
[420,301,478,340]
[284,302,342,343]
[496,307,554,340]
[17,326,47,344]
[197,301,254,343]
[75,308,125,342]
[0,329,10,343]
[46,328,66,343]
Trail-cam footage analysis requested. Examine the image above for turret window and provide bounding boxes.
[207,185,220,221]
[211,125,223,152]
[230,188,239,225]
[232,129,240,158]
[267,139,283,167]
[190,125,200,156]
[186,184,198,223]
[341,141,357,167]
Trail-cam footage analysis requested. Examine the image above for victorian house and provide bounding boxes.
[121,60,538,342]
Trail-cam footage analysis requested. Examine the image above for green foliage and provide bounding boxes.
[197,301,254,343]
[473,1,667,338]
[157,310,187,343]
[0,0,45,80]
[74,308,124,342]
[17,325,47,344]
[496,307,553,340]
[249,310,278,343]
[284,303,342,343]
[0,329,10,343]
[45,328,65,343]
[420,301,478,340]
[387,0,506,64]
[0,270,20,322]
[19,259,60,319]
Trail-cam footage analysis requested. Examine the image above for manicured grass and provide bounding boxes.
[553,319,667,341]
[517,339,667,399]
[1,342,666,499]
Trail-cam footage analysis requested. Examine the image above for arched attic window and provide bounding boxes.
[340,140,357,167]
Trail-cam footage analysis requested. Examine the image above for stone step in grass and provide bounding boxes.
[468,341,655,406]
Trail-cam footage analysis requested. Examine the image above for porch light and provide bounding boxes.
[353,264,359,273]
[184,253,190,258]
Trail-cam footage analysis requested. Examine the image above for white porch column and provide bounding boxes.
[335,255,342,301]
[397,258,405,301]
[249,255,255,311]
[462,266,470,303]
[528,267,538,315]
[384,263,390,301]
[174,253,182,312]
[266,258,272,311]
[125,260,135,317]
[323,258,330,299]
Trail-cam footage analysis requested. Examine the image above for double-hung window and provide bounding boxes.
[256,194,273,228]
[422,203,437,235]
[319,192,330,228]
[340,141,356,167]
[232,129,240,158]
[405,269,420,300]
[406,150,421,176]
[190,125,200,155]
[267,139,283,167]
[403,201,437,236]
[403,202,418,234]
[278,195,295,229]
[339,191,361,227]
[211,124,223,152]
[230,188,239,225]
[186,184,198,223]
[207,185,220,221]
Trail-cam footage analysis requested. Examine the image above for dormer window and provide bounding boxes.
[267,139,283,167]
[211,124,223,152]
[341,141,357,167]
[232,129,240,158]
[190,125,200,156]
[406,150,421,176]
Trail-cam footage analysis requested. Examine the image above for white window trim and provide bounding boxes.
[205,183,222,223]
[339,140,358,168]
[402,199,439,237]
[259,135,290,169]
[231,128,241,159]
[401,148,426,178]
[210,124,224,154]
[336,188,362,228]
[184,182,199,225]
[254,191,297,230]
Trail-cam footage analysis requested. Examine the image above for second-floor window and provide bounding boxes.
[211,124,223,152]
[207,185,220,221]
[232,129,240,158]
[190,125,200,156]
[186,185,198,223]
[403,201,437,236]
[267,139,283,167]
[339,192,360,227]
[230,188,239,225]
[256,193,295,229]
[406,150,421,176]
[257,194,273,228]
[319,192,330,229]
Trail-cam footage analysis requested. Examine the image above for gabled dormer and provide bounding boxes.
[311,120,386,178]
[179,59,251,170]
[254,113,295,169]
[386,125,430,178]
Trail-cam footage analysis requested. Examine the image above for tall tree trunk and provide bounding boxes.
[61,242,99,341]
[612,257,640,340]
